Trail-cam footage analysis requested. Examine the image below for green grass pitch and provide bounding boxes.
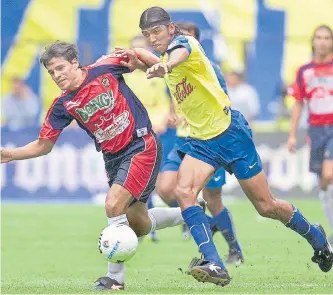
[1,199,333,294]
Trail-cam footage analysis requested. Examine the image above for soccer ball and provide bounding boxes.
[98,224,138,263]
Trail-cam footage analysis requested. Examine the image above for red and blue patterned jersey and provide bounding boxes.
[39,53,152,153]
[289,55,333,126]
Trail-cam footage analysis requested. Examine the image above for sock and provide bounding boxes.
[107,262,125,284]
[147,195,157,238]
[107,214,129,226]
[169,200,179,207]
[148,207,183,232]
[106,216,127,283]
[285,205,326,250]
[205,214,214,225]
[213,207,242,252]
[182,206,225,268]
[319,189,333,233]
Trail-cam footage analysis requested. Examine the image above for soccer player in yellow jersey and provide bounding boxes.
[118,6,333,287]
[156,22,244,264]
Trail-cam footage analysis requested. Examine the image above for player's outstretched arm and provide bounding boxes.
[117,48,159,71]
[1,138,54,163]
[134,48,160,67]
[165,47,189,70]
[146,48,189,79]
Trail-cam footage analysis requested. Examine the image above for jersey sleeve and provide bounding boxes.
[39,98,73,143]
[291,68,307,101]
[166,36,192,55]
[94,53,132,76]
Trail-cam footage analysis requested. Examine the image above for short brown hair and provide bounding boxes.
[40,41,79,68]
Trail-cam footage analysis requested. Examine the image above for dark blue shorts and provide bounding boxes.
[177,110,262,180]
[161,137,226,188]
[103,132,162,203]
[308,125,333,175]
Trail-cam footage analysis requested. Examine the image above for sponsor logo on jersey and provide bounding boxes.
[75,90,115,123]
[173,77,195,104]
[94,111,130,143]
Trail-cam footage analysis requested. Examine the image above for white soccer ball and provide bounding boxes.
[98,224,138,263]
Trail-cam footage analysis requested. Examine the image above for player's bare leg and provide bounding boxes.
[156,172,178,205]
[319,159,333,243]
[203,187,244,264]
[174,155,231,287]
[157,171,192,239]
[94,184,184,291]
[238,170,333,272]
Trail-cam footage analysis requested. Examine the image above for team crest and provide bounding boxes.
[102,77,110,87]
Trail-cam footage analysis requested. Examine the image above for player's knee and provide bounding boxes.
[105,195,127,216]
[174,185,196,208]
[156,181,174,202]
[129,221,149,237]
[322,169,333,185]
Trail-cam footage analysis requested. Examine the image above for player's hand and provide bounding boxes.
[1,148,13,163]
[115,48,142,70]
[167,114,187,128]
[146,63,169,79]
[287,136,297,153]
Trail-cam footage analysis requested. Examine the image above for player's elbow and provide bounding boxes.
[38,139,54,156]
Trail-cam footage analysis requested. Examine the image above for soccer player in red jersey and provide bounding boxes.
[0,41,185,290]
[288,25,333,243]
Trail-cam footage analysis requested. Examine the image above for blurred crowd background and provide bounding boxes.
[1,0,333,201]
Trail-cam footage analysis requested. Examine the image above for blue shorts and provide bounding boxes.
[177,110,262,180]
[308,125,333,175]
[161,137,226,188]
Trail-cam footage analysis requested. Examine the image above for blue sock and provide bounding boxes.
[169,200,179,208]
[285,206,326,250]
[205,214,214,225]
[213,207,242,253]
[182,206,225,268]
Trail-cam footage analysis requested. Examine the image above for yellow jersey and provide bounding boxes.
[124,70,170,130]
[160,35,231,140]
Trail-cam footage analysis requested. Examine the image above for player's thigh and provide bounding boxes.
[126,201,151,237]
[176,154,215,206]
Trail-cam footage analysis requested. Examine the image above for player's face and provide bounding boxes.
[142,23,175,54]
[46,57,79,91]
[313,28,333,57]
